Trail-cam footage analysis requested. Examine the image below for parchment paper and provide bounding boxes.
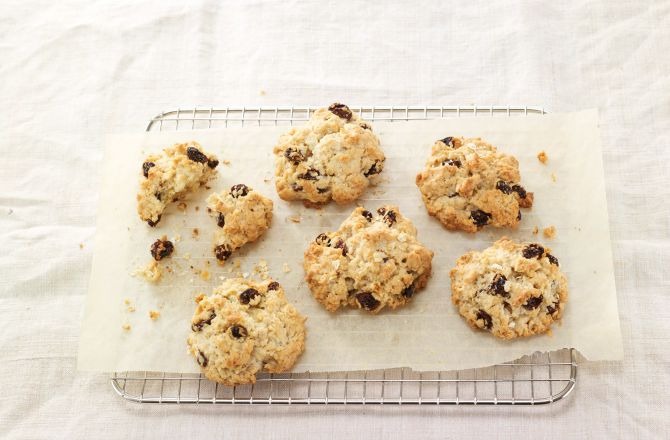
[78,109,623,373]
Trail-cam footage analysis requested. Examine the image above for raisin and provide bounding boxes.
[142,161,155,178]
[328,103,352,120]
[489,274,509,297]
[356,292,380,311]
[503,302,513,313]
[291,183,303,192]
[334,239,348,256]
[230,184,249,198]
[230,325,247,339]
[442,159,462,168]
[150,239,174,261]
[476,310,493,330]
[382,210,397,226]
[154,192,162,201]
[207,158,219,169]
[297,168,320,180]
[217,213,225,227]
[448,192,459,198]
[196,350,208,367]
[440,136,454,147]
[360,122,371,130]
[522,243,544,259]
[470,210,492,227]
[315,233,331,246]
[147,215,161,227]
[317,187,328,193]
[191,312,216,332]
[377,207,387,216]
[239,288,259,305]
[547,254,559,266]
[523,295,544,310]
[547,301,560,315]
[214,244,232,261]
[401,283,415,298]
[186,146,208,163]
[284,148,305,165]
[512,184,527,199]
[517,210,522,221]
[364,160,383,177]
[496,181,512,194]
[361,210,373,221]
[267,281,280,291]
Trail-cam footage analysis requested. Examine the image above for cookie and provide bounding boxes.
[187,278,306,385]
[303,206,434,313]
[273,103,385,206]
[450,237,568,339]
[137,142,219,226]
[206,184,273,263]
[415,137,533,233]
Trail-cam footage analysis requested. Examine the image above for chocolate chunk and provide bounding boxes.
[522,243,545,259]
[230,184,249,198]
[512,184,527,199]
[239,288,260,305]
[291,183,303,192]
[334,239,348,256]
[297,168,320,180]
[470,210,492,227]
[315,233,331,246]
[523,295,544,310]
[207,158,219,169]
[382,210,397,226]
[147,215,162,227]
[442,159,462,168]
[489,274,509,297]
[377,207,387,216]
[150,239,174,261]
[196,350,208,367]
[230,325,247,339]
[186,146,208,163]
[328,103,352,120]
[217,213,225,227]
[547,254,559,266]
[191,312,216,332]
[284,148,305,165]
[361,210,373,221]
[267,281,280,291]
[142,161,155,178]
[440,136,454,147]
[401,283,415,298]
[496,181,512,194]
[214,244,232,261]
[364,160,383,177]
[476,310,493,330]
[356,292,380,311]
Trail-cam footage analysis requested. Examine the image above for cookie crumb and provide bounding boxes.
[259,89,266,96]
[183,252,191,260]
[195,293,205,303]
[127,305,136,313]
[253,260,270,280]
[135,261,162,283]
[543,226,557,239]
[177,202,188,212]
[195,206,200,212]
[200,270,211,281]
[124,298,131,305]
[79,243,84,249]
[122,323,131,331]
[149,310,160,320]
[551,172,557,182]
[537,151,548,164]
[282,263,291,273]
[192,228,199,238]
[532,226,539,235]
[287,215,302,223]
[223,159,231,165]
[174,234,182,243]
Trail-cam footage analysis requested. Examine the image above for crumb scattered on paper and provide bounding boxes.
[199,270,211,281]
[135,261,162,283]
[149,310,160,320]
[287,215,302,223]
[177,202,187,212]
[537,151,548,164]
[192,228,199,238]
[543,226,557,239]
[532,226,539,235]
[195,206,200,212]
[223,159,231,165]
[183,252,191,260]
[253,260,270,280]
[173,234,181,243]
[551,172,557,182]
[282,263,291,273]
[259,89,266,96]
[79,243,84,249]
[122,323,131,331]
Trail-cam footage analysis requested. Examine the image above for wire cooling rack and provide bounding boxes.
[111,105,577,405]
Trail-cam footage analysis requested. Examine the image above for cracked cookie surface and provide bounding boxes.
[273,103,385,206]
[187,278,306,385]
[450,237,568,339]
[206,184,273,263]
[303,206,433,313]
[415,137,533,232]
[137,141,218,226]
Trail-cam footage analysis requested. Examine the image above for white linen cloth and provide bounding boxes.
[0,1,668,438]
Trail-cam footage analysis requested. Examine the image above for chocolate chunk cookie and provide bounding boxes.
[303,206,434,313]
[187,278,306,385]
[415,137,533,232]
[450,237,568,339]
[273,103,385,206]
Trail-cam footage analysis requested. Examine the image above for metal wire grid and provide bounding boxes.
[111,105,577,405]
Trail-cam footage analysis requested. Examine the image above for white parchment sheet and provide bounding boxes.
[78,110,622,373]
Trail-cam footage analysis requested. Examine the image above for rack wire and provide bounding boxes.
[112,105,577,405]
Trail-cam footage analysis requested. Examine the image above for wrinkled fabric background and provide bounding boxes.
[0,1,668,438]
